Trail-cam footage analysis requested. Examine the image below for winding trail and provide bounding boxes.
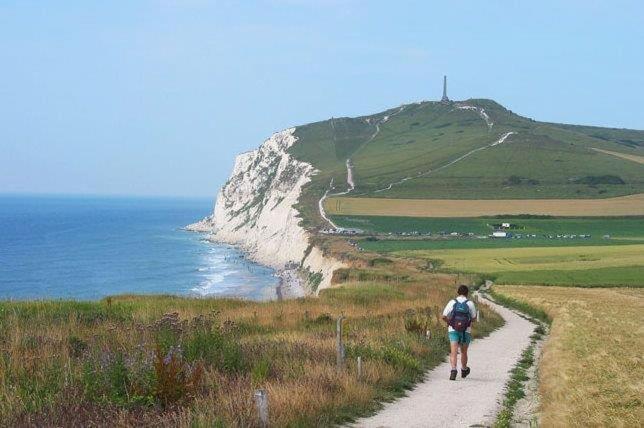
[455,104,494,129]
[372,131,516,194]
[318,106,406,228]
[351,294,534,428]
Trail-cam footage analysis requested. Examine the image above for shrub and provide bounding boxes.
[573,175,625,185]
[154,346,203,407]
[404,307,434,336]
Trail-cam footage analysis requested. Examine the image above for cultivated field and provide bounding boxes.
[325,193,644,217]
[493,285,644,426]
[0,265,502,426]
[332,214,644,237]
[397,244,644,272]
[395,245,644,287]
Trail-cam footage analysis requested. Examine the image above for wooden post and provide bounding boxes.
[336,316,345,371]
[254,389,269,428]
[357,356,362,380]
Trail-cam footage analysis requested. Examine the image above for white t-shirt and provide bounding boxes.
[442,295,477,333]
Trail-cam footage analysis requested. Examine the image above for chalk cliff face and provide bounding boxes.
[188,128,343,294]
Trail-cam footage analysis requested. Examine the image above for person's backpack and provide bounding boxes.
[448,299,472,332]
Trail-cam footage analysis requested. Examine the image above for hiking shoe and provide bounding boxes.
[449,369,457,380]
[461,367,471,378]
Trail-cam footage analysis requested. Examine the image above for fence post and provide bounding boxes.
[254,389,269,428]
[336,315,345,371]
[357,356,362,380]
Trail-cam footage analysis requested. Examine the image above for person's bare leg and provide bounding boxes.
[460,344,469,369]
[450,342,459,369]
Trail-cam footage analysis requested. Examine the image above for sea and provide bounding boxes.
[0,195,279,301]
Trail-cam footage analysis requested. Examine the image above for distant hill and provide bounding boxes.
[288,99,644,225]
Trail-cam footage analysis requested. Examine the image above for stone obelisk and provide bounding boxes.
[441,75,450,103]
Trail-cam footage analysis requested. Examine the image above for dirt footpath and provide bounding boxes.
[351,297,535,428]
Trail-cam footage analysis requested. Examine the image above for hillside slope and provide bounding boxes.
[288,99,644,226]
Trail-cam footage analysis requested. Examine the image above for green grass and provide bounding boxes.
[488,289,552,325]
[495,334,540,428]
[339,99,642,199]
[334,215,644,235]
[332,215,644,252]
[492,265,644,287]
[360,237,644,252]
[340,215,644,287]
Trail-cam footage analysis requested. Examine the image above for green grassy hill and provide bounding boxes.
[288,99,644,225]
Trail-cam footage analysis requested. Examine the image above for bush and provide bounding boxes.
[154,346,203,407]
[403,308,433,336]
[573,175,625,185]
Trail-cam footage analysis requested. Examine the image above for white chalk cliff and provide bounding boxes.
[188,128,344,295]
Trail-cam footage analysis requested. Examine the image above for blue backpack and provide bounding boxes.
[449,299,472,332]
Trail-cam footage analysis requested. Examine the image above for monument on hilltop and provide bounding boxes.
[441,75,450,103]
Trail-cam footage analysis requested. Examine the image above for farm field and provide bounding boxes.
[492,266,643,287]
[493,285,644,426]
[331,214,644,236]
[325,193,644,217]
[395,245,644,287]
[359,238,644,253]
[397,244,644,272]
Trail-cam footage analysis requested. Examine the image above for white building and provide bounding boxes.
[492,231,508,238]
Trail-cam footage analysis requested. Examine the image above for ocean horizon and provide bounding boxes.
[0,194,279,301]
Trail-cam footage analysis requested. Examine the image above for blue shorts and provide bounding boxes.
[448,331,472,345]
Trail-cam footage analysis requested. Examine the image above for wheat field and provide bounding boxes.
[325,194,644,217]
[396,244,644,274]
[494,285,643,426]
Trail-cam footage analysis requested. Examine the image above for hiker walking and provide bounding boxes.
[442,285,477,380]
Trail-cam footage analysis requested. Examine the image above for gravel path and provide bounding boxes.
[351,296,535,428]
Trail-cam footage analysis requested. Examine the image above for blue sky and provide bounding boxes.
[2,1,643,197]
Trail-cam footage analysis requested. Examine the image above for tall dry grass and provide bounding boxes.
[495,285,643,427]
[0,258,502,427]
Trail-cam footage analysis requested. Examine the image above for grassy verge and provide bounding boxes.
[394,245,644,288]
[488,289,551,325]
[487,286,549,427]
[493,285,644,426]
[0,265,503,426]
[495,326,544,428]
